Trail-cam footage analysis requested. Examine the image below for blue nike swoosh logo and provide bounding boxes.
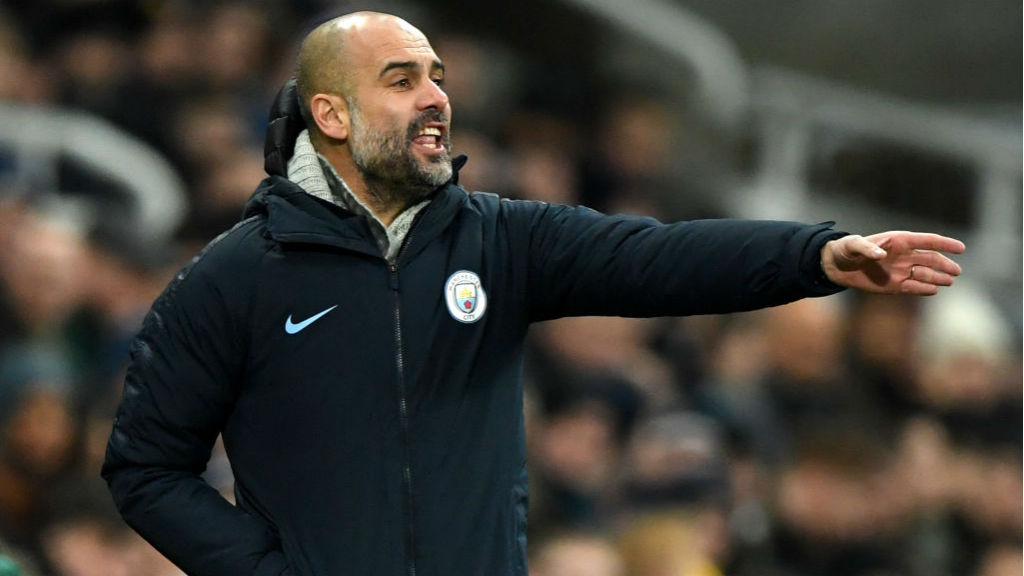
[285,305,338,334]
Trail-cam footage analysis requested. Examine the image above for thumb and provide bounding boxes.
[845,235,887,260]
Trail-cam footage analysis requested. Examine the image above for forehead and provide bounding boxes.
[345,17,440,77]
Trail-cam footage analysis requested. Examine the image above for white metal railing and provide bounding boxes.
[560,0,749,132]
[739,66,1021,315]
[555,0,1021,319]
[0,102,187,242]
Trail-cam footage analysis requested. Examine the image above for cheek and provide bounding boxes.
[375,100,414,126]
[379,110,414,138]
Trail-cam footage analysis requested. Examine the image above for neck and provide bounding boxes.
[318,146,423,227]
[361,176,433,227]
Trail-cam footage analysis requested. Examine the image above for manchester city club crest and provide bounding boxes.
[456,283,477,313]
[444,270,487,323]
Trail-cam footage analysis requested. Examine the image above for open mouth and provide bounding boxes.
[412,124,446,152]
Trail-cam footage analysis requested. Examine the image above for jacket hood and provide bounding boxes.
[263,78,305,177]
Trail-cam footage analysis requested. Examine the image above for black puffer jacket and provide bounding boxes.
[102,81,845,576]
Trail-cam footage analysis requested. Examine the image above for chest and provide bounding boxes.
[239,240,522,401]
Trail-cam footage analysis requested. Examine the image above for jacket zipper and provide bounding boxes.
[390,224,419,576]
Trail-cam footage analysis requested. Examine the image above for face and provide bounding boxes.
[344,17,453,192]
[348,93,451,189]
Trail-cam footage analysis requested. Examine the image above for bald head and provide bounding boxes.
[295,12,428,132]
[289,11,451,223]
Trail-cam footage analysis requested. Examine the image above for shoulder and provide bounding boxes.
[188,215,270,280]
[160,215,271,311]
[459,190,564,222]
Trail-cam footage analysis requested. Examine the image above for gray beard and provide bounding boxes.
[348,98,453,211]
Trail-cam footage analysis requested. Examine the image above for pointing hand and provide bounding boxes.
[821,231,965,295]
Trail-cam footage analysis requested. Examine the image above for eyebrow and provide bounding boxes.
[378,59,445,80]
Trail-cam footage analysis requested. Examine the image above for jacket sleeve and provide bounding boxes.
[101,242,291,576]
[509,201,846,322]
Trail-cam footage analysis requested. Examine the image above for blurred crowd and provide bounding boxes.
[0,1,1020,575]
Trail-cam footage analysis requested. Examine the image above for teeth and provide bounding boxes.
[419,126,442,137]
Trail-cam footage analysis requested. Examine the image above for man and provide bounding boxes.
[102,12,964,576]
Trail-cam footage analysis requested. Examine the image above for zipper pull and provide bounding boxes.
[389,263,399,290]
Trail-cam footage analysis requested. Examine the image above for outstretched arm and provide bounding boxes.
[820,231,965,295]
[506,199,847,321]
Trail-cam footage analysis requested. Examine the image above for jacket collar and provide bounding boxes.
[244,170,468,264]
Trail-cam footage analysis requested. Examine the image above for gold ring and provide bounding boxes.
[909,266,916,280]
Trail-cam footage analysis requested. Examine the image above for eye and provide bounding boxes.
[393,78,411,88]
[432,77,445,87]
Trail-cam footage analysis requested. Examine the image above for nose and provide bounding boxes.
[417,79,449,112]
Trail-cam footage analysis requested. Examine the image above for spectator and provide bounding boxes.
[913,281,1021,448]
[530,376,640,531]
[772,425,906,576]
[0,344,78,561]
[0,205,88,346]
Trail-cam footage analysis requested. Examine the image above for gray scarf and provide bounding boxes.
[286,129,429,262]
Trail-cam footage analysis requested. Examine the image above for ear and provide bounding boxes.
[310,94,350,141]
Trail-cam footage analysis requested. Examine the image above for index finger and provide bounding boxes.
[883,232,966,254]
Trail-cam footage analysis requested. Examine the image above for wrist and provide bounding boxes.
[798,224,847,295]
[820,240,837,284]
